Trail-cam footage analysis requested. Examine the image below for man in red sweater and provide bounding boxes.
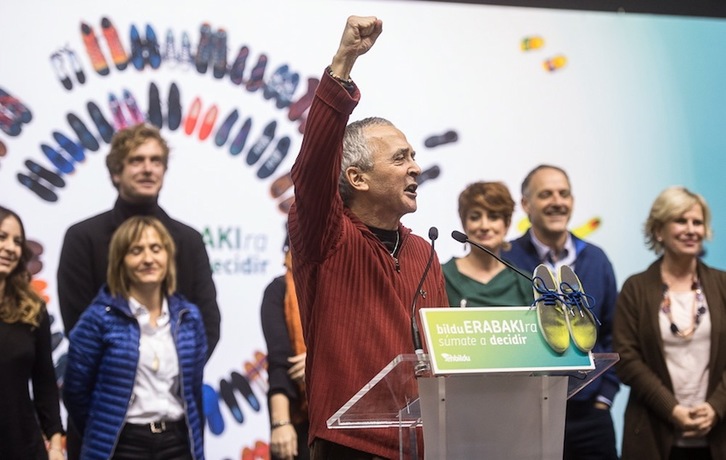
[287,15,448,460]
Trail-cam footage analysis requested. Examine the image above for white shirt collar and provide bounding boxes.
[128,295,170,329]
[530,230,576,270]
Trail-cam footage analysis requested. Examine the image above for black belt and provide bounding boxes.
[124,420,186,434]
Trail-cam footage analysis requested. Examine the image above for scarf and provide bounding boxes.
[283,250,308,421]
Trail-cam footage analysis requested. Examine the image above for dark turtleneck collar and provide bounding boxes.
[367,225,399,255]
[111,196,163,226]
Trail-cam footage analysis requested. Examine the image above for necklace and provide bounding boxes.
[660,277,707,339]
[390,231,400,256]
[151,352,160,373]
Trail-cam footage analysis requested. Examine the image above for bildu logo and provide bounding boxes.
[441,352,471,362]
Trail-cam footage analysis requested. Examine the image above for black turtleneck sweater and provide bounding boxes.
[57,198,221,359]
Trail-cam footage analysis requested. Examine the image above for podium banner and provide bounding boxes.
[420,307,594,374]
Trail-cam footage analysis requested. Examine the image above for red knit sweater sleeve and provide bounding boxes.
[289,71,359,264]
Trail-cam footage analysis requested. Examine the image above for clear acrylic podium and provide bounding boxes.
[327,353,618,459]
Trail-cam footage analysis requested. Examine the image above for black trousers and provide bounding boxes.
[112,421,193,460]
[310,438,387,460]
[563,400,618,460]
[669,446,711,460]
[66,416,81,460]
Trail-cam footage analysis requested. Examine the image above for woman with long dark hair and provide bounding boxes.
[0,206,64,459]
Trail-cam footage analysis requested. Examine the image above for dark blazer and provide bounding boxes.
[57,197,220,358]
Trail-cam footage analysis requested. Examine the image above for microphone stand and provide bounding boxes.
[451,230,532,283]
[411,227,438,376]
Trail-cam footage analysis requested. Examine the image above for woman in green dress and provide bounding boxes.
[444,181,532,307]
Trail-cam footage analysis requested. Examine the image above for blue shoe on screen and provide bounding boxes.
[203,383,225,435]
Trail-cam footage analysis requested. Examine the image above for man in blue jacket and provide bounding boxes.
[503,164,619,460]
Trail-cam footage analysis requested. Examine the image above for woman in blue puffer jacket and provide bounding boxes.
[64,216,207,460]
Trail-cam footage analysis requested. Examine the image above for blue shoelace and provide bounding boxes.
[559,281,602,326]
[531,276,561,309]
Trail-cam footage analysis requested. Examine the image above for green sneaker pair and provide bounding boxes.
[532,264,599,354]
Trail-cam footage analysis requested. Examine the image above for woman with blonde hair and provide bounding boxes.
[64,216,207,459]
[614,186,726,460]
[0,206,64,459]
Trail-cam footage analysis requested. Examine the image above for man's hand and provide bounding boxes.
[330,16,383,80]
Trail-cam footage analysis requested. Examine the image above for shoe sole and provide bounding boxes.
[417,164,441,186]
[81,22,110,76]
[25,159,65,187]
[168,82,181,130]
[257,136,289,179]
[424,130,459,148]
[184,97,202,135]
[101,17,128,70]
[215,109,239,146]
[218,378,244,423]
[67,113,100,152]
[246,120,276,165]
[270,171,292,198]
[288,77,318,121]
[278,196,294,214]
[50,53,73,90]
[53,131,85,163]
[231,371,260,411]
[229,118,251,156]
[245,54,267,92]
[198,105,218,141]
[87,101,114,143]
[229,46,249,85]
[17,172,59,202]
[145,24,162,69]
[122,89,145,124]
[129,24,145,70]
[41,144,74,174]
[108,94,129,130]
[202,383,225,435]
[148,82,163,128]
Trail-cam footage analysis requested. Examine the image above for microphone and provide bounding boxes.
[451,230,532,283]
[411,226,438,376]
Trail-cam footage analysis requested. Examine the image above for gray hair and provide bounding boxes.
[521,164,570,198]
[339,117,394,206]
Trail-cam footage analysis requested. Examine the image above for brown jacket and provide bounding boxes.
[614,258,726,459]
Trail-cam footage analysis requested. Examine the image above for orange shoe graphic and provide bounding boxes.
[521,36,544,51]
[198,104,218,141]
[101,17,128,70]
[543,55,567,72]
[244,360,269,394]
[270,171,292,198]
[573,217,601,239]
[278,196,294,214]
[184,97,202,135]
[81,22,109,76]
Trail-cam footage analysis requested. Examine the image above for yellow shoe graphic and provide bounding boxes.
[532,265,570,354]
[558,265,598,353]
